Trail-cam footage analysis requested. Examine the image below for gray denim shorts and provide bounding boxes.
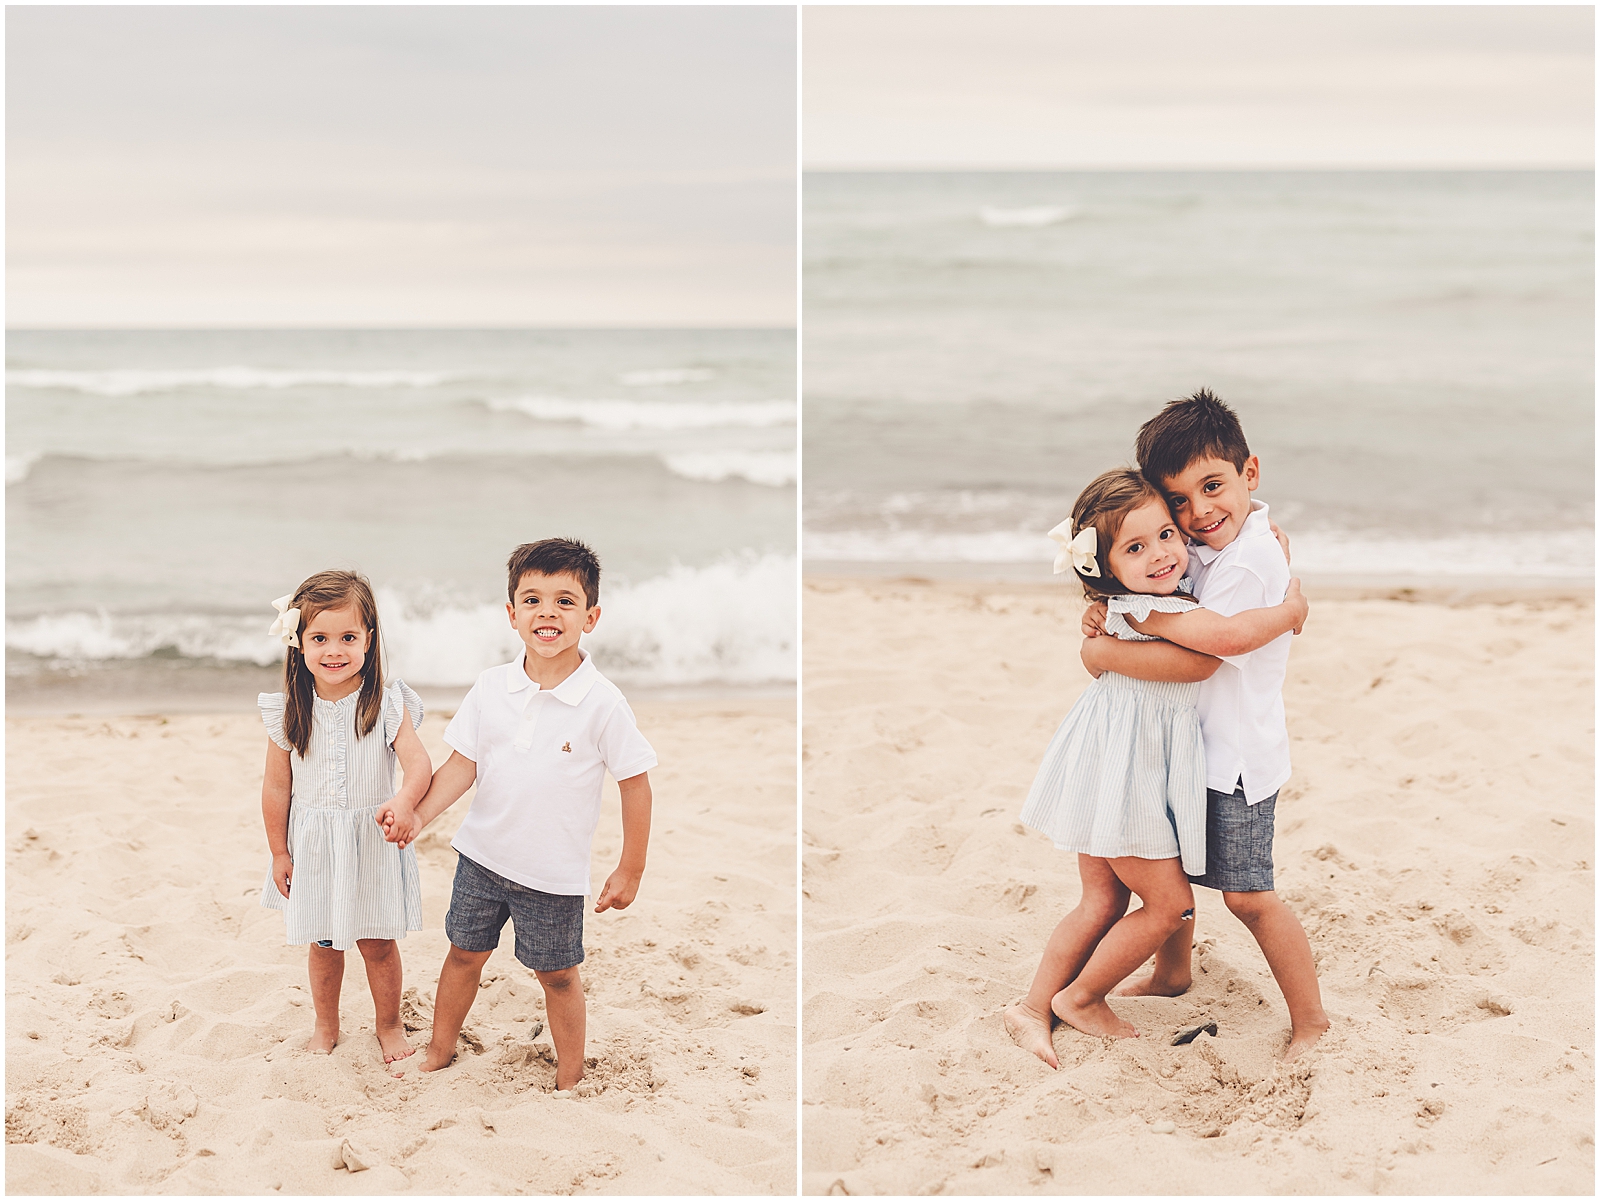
[1187,786,1277,893]
[444,854,585,972]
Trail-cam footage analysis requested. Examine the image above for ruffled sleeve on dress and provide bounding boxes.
[1104,591,1199,641]
[382,679,425,746]
[258,692,292,752]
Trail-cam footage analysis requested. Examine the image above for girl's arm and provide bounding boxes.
[595,772,652,913]
[372,719,434,847]
[262,740,294,898]
[1081,635,1221,683]
[382,750,479,847]
[1130,578,1308,657]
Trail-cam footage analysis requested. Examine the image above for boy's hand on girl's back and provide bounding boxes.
[271,853,294,899]
[594,868,643,913]
[1081,601,1109,638]
[1284,577,1308,635]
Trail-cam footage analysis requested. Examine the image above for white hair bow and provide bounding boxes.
[1047,519,1100,577]
[268,594,302,648]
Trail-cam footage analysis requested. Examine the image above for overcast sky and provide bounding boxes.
[7,7,795,328]
[805,5,1594,170]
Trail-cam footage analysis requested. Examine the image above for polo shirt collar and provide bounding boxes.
[1191,499,1270,565]
[504,647,599,706]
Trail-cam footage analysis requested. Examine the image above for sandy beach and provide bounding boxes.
[801,576,1593,1195]
[6,694,796,1195]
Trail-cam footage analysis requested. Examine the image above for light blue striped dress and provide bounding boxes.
[1020,592,1207,875]
[259,680,425,950]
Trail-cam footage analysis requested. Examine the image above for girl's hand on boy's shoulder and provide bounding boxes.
[1270,519,1291,564]
[271,853,294,898]
[1081,601,1109,638]
[594,868,643,913]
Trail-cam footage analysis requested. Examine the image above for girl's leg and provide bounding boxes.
[356,938,413,1065]
[1005,856,1131,1067]
[307,943,344,1053]
[1052,857,1194,1039]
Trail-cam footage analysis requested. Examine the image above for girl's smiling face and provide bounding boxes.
[299,604,371,698]
[1106,499,1188,595]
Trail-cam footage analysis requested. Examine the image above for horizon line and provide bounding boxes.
[803,163,1595,174]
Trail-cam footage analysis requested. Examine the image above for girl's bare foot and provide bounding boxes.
[377,1023,414,1065]
[1003,1001,1060,1068]
[1052,988,1138,1039]
[1113,971,1191,998]
[309,1021,340,1054]
[418,1038,456,1073]
[1283,1017,1330,1061]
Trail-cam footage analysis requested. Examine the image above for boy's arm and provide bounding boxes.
[262,741,294,898]
[1130,578,1307,657]
[595,772,651,913]
[1081,635,1221,683]
[384,750,478,845]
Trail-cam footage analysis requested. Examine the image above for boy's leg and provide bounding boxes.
[420,944,493,1072]
[535,967,586,1090]
[356,938,413,1064]
[307,943,344,1053]
[1005,856,1130,1068]
[1114,917,1195,997]
[1223,890,1329,1059]
[1053,857,1194,1039]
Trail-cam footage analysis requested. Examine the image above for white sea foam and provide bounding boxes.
[7,555,798,688]
[978,205,1075,228]
[6,367,463,397]
[6,452,42,485]
[618,368,715,386]
[661,451,796,487]
[491,396,794,431]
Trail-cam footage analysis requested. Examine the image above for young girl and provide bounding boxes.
[260,570,431,1065]
[1004,469,1305,1065]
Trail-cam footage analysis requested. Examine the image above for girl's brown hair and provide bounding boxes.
[281,570,385,758]
[1067,468,1181,600]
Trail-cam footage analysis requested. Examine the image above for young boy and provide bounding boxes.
[381,538,656,1089]
[1081,388,1329,1060]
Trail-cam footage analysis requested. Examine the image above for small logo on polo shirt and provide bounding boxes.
[561,741,572,753]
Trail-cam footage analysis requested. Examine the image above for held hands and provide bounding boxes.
[375,801,423,850]
[271,852,294,899]
[594,867,643,913]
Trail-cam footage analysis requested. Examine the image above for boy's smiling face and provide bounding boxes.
[506,570,599,667]
[1160,454,1260,551]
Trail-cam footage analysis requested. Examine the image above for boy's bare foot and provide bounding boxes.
[1113,971,1192,998]
[1283,1017,1330,1062]
[309,1021,339,1054]
[1003,1001,1059,1069]
[418,1038,457,1073]
[1052,989,1138,1040]
[377,1023,415,1065]
[554,1064,584,1092]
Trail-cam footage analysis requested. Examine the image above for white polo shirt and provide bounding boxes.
[1185,500,1292,805]
[444,650,657,896]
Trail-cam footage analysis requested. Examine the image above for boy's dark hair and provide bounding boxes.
[1135,387,1251,486]
[281,570,384,758]
[506,538,601,608]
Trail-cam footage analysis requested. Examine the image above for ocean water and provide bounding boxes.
[6,329,796,703]
[803,171,1594,580]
